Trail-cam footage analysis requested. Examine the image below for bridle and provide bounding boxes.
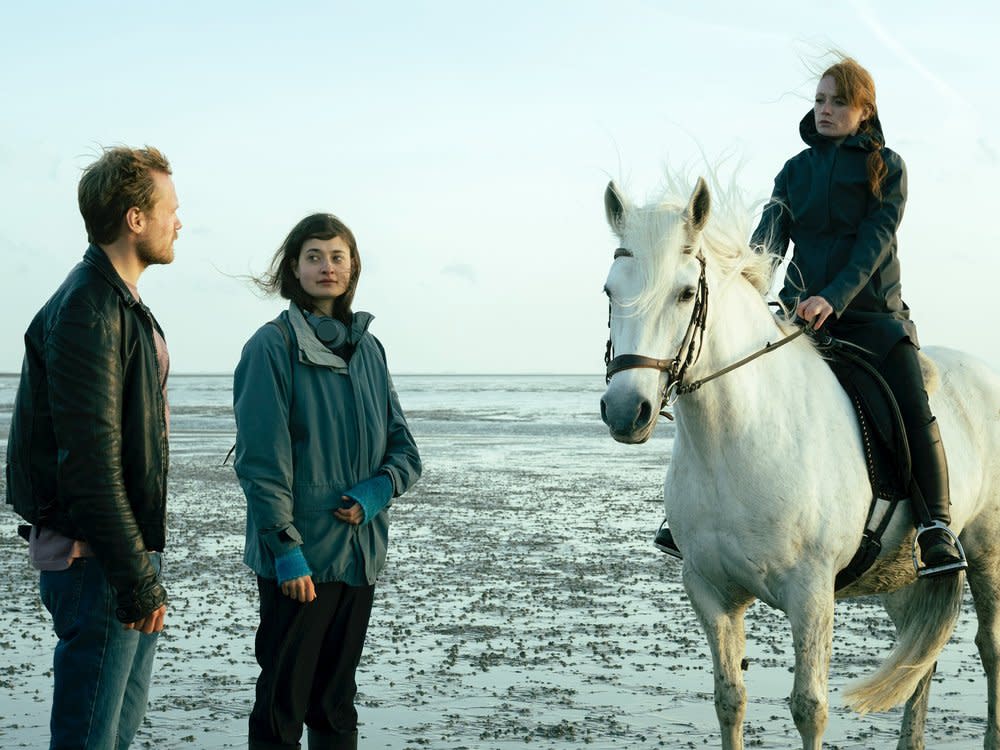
[604,246,805,420]
[604,246,708,418]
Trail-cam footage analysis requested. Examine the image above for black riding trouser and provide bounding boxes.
[876,340,934,434]
[876,339,949,524]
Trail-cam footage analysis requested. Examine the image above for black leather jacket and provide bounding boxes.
[5,244,169,622]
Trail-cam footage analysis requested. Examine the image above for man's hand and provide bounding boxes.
[281,575,317,603]
[124,604,167,634]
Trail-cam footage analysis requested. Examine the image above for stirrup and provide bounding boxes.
[653,518,683,560]
[912,521,968,578]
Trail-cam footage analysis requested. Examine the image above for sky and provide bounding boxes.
[1,1,997,375]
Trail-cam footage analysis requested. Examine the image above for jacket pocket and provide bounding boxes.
[292,483,347,513]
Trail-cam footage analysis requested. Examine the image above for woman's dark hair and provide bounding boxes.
[255,213,361,323]
[821,57,887,200]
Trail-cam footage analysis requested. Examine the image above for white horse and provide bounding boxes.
[599,173,1000,750]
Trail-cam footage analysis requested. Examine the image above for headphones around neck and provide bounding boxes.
[311,316,348,349]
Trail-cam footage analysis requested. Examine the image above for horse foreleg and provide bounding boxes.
[684,568,751,750]
[786,588,835,750]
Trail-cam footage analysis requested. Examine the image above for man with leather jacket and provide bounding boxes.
[5,145,181,749]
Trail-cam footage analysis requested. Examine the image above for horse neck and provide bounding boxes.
[673,276,828,450]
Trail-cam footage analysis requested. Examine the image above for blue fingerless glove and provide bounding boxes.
[344,473,394,527]
[274,547,312,585]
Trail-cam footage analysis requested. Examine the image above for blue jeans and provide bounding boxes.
[39,554,161,750]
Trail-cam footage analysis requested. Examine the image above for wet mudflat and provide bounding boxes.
[0,400,991,749]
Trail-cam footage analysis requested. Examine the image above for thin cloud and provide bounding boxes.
[441,263,477,284]
[977,137,998,165]
[849,0,986,150]
[850,0,971,108]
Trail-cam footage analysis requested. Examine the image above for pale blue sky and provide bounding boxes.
[1,1,997,373]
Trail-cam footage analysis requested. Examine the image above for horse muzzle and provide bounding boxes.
[600,385,657,444]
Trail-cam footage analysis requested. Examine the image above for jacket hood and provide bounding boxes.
[799,109,886,151]
[288,303,374,370]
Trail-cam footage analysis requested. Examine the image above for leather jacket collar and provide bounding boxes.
[81,244,142,307]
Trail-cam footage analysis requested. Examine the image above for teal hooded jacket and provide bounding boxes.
[233,303,421,586]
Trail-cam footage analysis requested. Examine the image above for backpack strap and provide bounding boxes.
[267,313,293,353]
[223,313,297,466]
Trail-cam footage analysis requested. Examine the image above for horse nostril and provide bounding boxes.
[637,400,652,427]
[600,398,609,424]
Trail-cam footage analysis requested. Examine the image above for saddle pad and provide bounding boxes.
[823,342,916,590]
[827,354,908,502]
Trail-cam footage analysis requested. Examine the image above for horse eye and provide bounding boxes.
[679,287,696,303]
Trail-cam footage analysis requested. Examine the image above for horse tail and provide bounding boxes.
[843,572,965,714]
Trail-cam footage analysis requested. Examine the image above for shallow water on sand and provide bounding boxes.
[0,374,989,748]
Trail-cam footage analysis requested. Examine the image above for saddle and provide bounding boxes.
[812,334,912,590]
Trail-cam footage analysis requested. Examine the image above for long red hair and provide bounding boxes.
[821,57,887,200]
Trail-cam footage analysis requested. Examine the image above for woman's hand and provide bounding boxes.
[796,295,834,330]
[280,575,316,603]
[334,498,364,525]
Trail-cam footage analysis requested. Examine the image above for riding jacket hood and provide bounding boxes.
[752,110,917,358]
[233,304,421,586]
[5,244,169,623]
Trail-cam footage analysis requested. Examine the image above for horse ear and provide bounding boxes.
[605,181,626,232]
[685,177,711,233]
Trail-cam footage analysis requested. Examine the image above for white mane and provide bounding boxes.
[618,168,775,313]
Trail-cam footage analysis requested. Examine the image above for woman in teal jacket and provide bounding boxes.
[234,213,421,750]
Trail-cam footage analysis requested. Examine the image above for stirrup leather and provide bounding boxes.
[912,521,968,578]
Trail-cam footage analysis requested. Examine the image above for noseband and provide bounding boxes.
[604,247,804,419]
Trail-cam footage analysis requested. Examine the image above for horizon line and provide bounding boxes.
[0,371,605,378]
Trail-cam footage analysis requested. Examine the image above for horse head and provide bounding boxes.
[600,177,711,443]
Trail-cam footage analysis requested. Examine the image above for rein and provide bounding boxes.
[604,247,806,419]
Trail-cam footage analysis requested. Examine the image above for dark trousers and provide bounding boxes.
[249,577,375,750]
[876,339,934,434]
[876,339,950,524]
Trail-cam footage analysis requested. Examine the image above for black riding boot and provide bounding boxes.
[911,418,967,577]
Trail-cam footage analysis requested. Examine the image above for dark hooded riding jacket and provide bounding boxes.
[5,244,169,623]
[752,111,917,359]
